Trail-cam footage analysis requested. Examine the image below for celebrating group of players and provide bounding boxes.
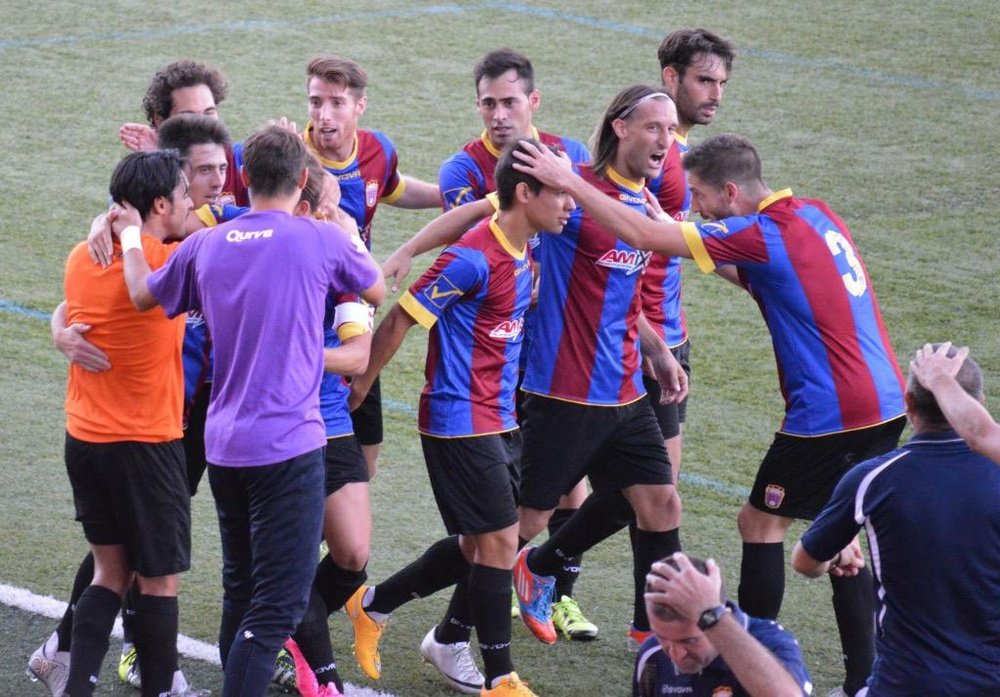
[31,24,919,697]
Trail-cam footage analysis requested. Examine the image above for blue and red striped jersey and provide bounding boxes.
[643,135,691,347]
[439,127,590,211]
[681,189,905,435]
[251,124,406,250]
[522,165,650,406]
[399,216,533,437]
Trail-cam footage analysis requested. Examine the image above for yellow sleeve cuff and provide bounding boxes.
[681,222,716,274]
[336,322,369,341]
[379,178,406,205]
[398,291,437,329]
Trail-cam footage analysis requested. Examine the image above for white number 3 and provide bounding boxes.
[824,230,867,297]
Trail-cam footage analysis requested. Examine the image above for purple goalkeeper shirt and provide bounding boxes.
[148,209,379,467]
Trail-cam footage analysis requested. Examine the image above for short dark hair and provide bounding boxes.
[109,151,182,221]
[157,114,232,161]
[474,48,535,95]
[494,139,548,210]
[646,554,727,622]
[590,85,672,176]
[908,344,984,427]
[298,154,328,214]
[307,55,367,98]
[241,125,309,198]
[682,133,763,189]
[657,28,735,80]
[142,60,227,126]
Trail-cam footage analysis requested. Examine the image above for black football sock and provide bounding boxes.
[831,567,877,695]
[368,536,470,615]
[315,554,368,615]
[547,508,583,598]
[435,575,474,644]
[630,527,680,631]
[121,582,140,647]
[56,552,96,652]
[293,585,342,691]
[738,542,785,619]
[134,594,178,697]
[66,585,121,695]
[470,564,514,684]
[528,490,633,576]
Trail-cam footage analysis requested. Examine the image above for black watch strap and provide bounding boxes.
[696,604,727,630]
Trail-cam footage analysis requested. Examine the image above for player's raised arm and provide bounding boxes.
[513,140,691,256]
[382,197,494,292]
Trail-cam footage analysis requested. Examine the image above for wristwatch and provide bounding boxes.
[696,604,728,630]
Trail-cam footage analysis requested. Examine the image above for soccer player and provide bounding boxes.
[343,140,573,696]
[115,125,384,697]
[514,132,907,696]
[436,47,598,649]
[119,60,249,207]
[46,151,193,697]
[644,28,735,484]
[40,119,234,695]
[269,155,376,697]
[793,344,1000,695]
[636,554,811,697]
[294,54,440,478]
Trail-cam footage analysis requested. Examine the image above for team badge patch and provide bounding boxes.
[365,179,379,208]
[764,484,785,509]
[712,687,734,697]
[423,274,463,309]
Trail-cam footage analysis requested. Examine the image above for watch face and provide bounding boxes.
[697,605,725,630]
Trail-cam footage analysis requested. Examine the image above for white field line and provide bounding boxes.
[1,582,397,697]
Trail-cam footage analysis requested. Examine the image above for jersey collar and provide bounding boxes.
[480,125,540,159]
[489,214,526,260]
[757,188,793,212]
[605,165,644,193]
[304,120,358,169]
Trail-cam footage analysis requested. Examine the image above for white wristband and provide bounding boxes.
[333,301,371,330]
[120,225,142,253]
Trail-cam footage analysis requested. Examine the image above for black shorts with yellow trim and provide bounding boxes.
[421,430,521,536]
[748,415,906,519]
[325,433,369,495]
[65,432,191,578]
[519,393,672,511]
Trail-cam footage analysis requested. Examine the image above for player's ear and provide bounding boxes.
[355,94,368,118]
[612,117,628,140]
[661,66,680,94]
[528,89,541,111]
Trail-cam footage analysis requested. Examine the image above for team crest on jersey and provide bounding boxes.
[489,318,523,340]
[218,191,236,206]
[423,274,464,308]
[712,687,734,697]
[596,248,652,275]
[365,179,379,208]
[764,484,785,509]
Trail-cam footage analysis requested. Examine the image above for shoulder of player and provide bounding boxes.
[356,129,397,158]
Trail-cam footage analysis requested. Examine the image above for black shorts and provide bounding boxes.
[421,431,521,536]
[325,434,369,495]
[65,433,191,578]
[350,376,383,446]
[519,394,672,511]
[643,340,691,440]
[748,416,906,519]
[182,381,211,496]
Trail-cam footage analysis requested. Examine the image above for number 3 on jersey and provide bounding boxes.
[824,229,867,297]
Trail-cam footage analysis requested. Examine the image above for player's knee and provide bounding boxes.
[136,573,179,597]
